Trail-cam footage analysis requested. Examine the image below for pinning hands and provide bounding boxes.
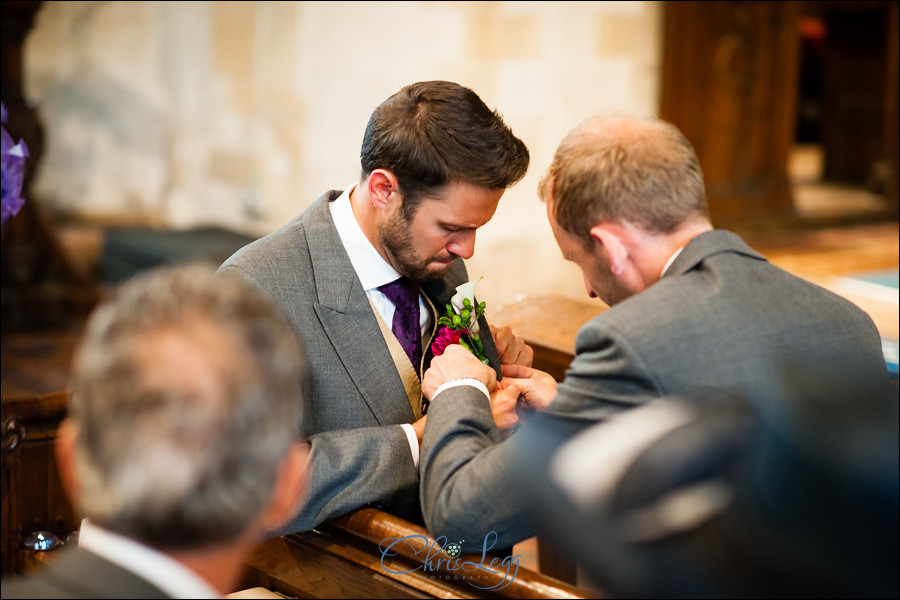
[422,343,498,401]
[491,379,520,440]
[422,344,520,438]
[490,324,534,368]
[500,363,558,411]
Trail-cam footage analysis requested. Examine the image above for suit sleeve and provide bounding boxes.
[282,424,420,532]
[220,261,423,532]
[419,317,664,550]
[419,385,536,550]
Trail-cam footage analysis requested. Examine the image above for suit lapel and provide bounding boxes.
[421,261,502,379]
[307,194,415,425]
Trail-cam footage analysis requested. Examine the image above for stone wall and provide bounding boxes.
[22,0,662,307]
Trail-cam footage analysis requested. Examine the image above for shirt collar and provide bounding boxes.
[77,519,220,599]
[329,183,401,290]
[660,246,685,279]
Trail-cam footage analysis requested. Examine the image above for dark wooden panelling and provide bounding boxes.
[1,391,79,576]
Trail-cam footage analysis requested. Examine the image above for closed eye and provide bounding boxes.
[442,224,475,234]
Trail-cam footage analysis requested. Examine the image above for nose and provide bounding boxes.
[447,231,476,259]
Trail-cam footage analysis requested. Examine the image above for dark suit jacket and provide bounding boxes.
[419,229,890,551]
[220,190,500,530]
[0,547,170,599]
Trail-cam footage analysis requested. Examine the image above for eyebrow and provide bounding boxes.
[440,221,478,231]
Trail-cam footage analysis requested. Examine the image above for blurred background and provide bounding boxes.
[2,0,898,388]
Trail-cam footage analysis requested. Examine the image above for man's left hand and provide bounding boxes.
[490,324,534,367]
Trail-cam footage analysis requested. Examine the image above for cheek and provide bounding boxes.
[406,223,445,254]
[421,225,453,251]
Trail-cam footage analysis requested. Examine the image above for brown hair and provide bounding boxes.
[361,80,530,214]
[539,115,709,245]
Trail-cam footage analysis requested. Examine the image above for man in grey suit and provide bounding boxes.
[1,264,311,598]
[219,81,532,531]
[418,115,891,552]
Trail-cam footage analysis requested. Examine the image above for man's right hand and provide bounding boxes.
[422,344,498,400]
[501,363,558,410]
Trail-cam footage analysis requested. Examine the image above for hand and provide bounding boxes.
[411,415,427,446]
[423,344,498,400]
[491,379,520,440]
[501,363,558,411]
[490,324,534,368]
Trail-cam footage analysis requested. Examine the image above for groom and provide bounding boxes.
[220,80,533,531]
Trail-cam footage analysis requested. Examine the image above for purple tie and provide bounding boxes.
[378,277,422,376]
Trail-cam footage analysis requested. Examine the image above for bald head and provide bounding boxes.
[539,115,710,247]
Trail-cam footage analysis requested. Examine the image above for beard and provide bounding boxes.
[379,211,454,282]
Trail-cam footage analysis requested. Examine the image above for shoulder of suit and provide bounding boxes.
[665,229,766,276]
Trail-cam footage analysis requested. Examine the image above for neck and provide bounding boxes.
[349,182,380,251]
[629,219,712,285]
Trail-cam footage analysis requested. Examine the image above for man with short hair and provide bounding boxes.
[220,80,532,531]
[1,263,311,598]
[418,115,890,551]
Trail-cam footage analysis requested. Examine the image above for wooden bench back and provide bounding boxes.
[1,391,79,576]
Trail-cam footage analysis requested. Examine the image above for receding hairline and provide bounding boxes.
[565,114,677,151]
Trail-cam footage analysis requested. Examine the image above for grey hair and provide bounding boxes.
[69,262,307,550]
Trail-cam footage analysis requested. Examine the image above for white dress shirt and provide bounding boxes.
[660,246,685,278]
[78,519,220,599]
[329,183,430,465]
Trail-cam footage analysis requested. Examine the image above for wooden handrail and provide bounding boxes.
[331,508,600,598]
[240,507,603,599]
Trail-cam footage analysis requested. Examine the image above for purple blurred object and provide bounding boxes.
[2,103,30,227]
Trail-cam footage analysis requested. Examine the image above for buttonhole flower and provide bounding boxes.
[432,277,490,365]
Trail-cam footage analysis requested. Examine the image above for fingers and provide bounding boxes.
[422,344,498,400]
[501,362,537,379]
[491,380,520,435]
[498,366,558,411]
[490,324,534,368]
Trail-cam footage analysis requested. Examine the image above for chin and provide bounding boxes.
[422,260,454,281]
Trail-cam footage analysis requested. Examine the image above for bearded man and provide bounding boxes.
[220,80,533,532]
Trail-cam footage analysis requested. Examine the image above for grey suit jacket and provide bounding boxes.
[220,190,500,530]
[419,229,889,550]
[0,547,170,599]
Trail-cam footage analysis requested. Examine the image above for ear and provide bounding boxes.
[590,224,629,275]
[258,441,312,535]
[366,169,400,211]
[54,420,81,507]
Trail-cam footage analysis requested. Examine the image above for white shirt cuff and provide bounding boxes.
[399,423,420,469]
[433,378,491,402]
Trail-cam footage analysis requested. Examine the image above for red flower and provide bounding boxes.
[431,326,465,356]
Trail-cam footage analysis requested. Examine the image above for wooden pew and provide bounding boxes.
[238,508,600,599]
[487,295,606,382]
[1,391,79,576]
